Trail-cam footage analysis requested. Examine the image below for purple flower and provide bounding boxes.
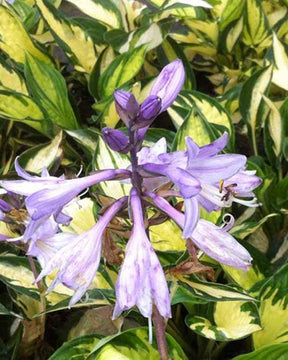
[113,188,171,321]
[141,132,261,237]
[1,159,131,221]
[150,59,186,112]
[146,192,252,270]
[112,59,185,132]
[102,127,130,153]
[114,91,139,127]
[35,196,127,307]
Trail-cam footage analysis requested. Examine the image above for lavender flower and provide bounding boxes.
[0,59,262,343]
[1,159,131,221]
[141,132,261,237]
[146,192,252,270]
[113,189,171,320]
[35,196,127,306]
[106,59,185,145]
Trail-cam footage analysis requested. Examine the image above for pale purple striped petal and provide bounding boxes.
[150,59,185,112]
[113,189,171,319]
[35,197,127,306]
[197,132,229,158]
[191,219,252,270]
[26,169,130,220]
[183,197,200,238]
[187,154,247,183]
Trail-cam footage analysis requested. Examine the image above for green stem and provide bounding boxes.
[251,131,258,156]
[166,322,195,358]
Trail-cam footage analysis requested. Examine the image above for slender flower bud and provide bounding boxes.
[114,90,139,126]
[102,127,130,153]
[150,59,185,112]
[135,95,162,128]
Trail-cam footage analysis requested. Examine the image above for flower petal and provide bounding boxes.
[183,197,200,238]
[191,219,252,270]
[102,127,130,153]
[26,170,130,220]
[188,154,247,183]
[198,132,229,158]
[150,59,185,112]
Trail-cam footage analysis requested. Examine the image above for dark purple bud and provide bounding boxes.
[140,95,162,121]
[114,90,139,127]
[102,127,130,153]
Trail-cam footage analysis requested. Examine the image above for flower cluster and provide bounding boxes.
[0,60,261,331]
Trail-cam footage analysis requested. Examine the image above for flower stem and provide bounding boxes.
[27,255,46,340]
[152,305,169,360]
[129,128,143,195]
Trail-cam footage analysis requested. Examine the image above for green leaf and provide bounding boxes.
[262,95,283,165]
[0,5,51,65]
[173,276,257,302]
[243,0,270,47]
[98,45,147,98]
[230,213,278,240]
[65,0,122,29]
[66,128,100,157]
[252,264,288,348]
[0,90,48,134]
[186,300,261,341]
[36,0,97,73]
[0,302,12,316]
[0,58,27,94]
[17,131,63,174]
[172,90,233,143]
[239,66,272,155]
[233,344,288,360]
[94,136,131,198]
[160,37,196,90]
[24,53,78,130]
[48,334,101,360]
[218,0,244,31]
[271,33,288,91]
[87,327,188,360]
[150,217,186,251]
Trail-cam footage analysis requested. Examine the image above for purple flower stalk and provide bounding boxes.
[0,59,262,347]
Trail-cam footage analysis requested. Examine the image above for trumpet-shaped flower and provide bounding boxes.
[146,192,252,270]
[141,132,261,237]
[113,189,171,321]
[1,160,131,221]
[35,196,127,307]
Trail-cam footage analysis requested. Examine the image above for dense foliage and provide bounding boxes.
[0,0,287,359]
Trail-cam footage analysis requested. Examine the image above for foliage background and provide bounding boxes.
[0,0,287,359]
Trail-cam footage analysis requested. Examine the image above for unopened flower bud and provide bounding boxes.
[150,59,185,112]
[140,95,162,121]
[114,90,139,126]
[102,127,130,153]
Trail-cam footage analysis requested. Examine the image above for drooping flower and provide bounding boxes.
[113,189,171,321]
[146,192,252,270]
[35,196,127,307]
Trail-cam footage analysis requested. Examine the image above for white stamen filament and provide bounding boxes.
[148,316,153,344]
